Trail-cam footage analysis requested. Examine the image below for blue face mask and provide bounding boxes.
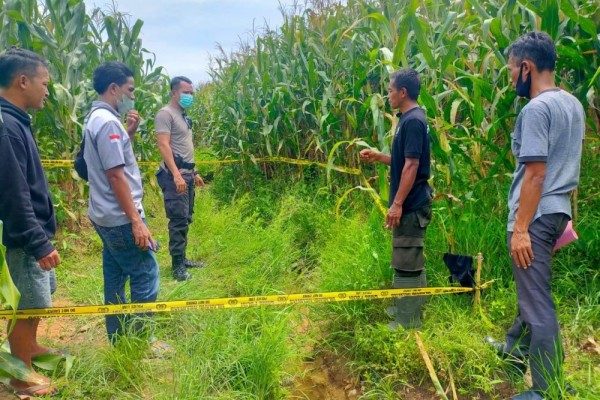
[117,94,135,115]
[179,93,194,109]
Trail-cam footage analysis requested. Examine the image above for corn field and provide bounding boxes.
[0,0,168,223]
[202,0,599,201]
[1,0,598,209]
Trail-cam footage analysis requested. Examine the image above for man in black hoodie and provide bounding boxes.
[0,47,60,398]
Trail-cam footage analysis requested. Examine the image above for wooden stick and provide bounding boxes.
[448,364,459,400]
[414,332,449,400]
[473,252,483,309]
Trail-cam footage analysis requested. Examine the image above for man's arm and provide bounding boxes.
[386,158,419,228]
[156,134,187,193]
[105,166,153,250]
[511,162,546,269]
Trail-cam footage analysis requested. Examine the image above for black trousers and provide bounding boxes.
[156,169,195,257]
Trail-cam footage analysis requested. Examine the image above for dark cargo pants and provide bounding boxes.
[390,203,432,329]
[505,213,569,394]
[156,168,195,257]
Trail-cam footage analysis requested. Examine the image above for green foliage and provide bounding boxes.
[200,0,599,212]
[0,0,169,224]
[0,223,37,385]
[31,166,599,398]
[0,223,20,328]
[0,0,597,398]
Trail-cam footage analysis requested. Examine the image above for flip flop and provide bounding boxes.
[42,348,70,357]
[12,383,59,399]
[32,348,70,359]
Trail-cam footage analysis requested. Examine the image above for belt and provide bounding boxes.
[181,161,195,170]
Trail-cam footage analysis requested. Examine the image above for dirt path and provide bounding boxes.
[290,352,361,400]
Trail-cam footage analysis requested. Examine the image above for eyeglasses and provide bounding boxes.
[182,113,192,129]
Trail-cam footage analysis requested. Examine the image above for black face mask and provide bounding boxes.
[516,63,531,99]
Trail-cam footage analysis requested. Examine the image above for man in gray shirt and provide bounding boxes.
[155,76,205,281]
[84,61,160,345]
[487,32,585,400]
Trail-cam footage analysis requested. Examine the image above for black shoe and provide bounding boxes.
[485,336,507,355]
[564,383,577,396]
[385,306,395,318]
[184,258,205,268]
[172,255,192,281]
[485,336,527,377]
[173,266,192,281]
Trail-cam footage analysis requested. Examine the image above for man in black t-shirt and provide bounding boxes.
[360,68,433,330]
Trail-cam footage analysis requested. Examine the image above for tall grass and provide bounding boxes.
[1,0,598,397]
[28,151,599,398]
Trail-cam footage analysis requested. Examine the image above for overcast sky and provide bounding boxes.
[84,0,296,84]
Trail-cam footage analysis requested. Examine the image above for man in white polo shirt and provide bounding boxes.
[84,61,159,345]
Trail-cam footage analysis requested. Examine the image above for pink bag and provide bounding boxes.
[554,220,578,251]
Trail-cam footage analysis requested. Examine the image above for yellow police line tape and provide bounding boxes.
[0,282,493,319]
[41,157,362,175]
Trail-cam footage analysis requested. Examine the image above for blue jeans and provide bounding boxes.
[92,221,159,344]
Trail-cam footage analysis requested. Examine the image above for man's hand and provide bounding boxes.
[173,172,187,193]
[359,149,379,163]
[132,219,153,250]
[37,250,61,270]
[126,110,141,136]
[511,230,534,269]
[194,174,205,188]
[385,203,402,229]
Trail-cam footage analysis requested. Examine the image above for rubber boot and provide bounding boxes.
[172,255,192,281]
[388,270,426,330]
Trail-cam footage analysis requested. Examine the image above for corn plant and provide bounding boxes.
[201,0,599,211]
[0,0,169,225]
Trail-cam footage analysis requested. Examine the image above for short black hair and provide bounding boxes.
[170,76,192,91]
[92,61,135,94]
[390,69,421,101]
[0,47,48,89]
[506,31,557,72]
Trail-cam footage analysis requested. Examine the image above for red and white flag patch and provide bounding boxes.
[109,134,121,143]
